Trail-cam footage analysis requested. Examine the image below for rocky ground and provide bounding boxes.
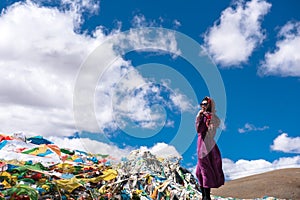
[211,168,300,200]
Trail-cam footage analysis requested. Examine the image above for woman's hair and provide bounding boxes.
[201,96,214,113]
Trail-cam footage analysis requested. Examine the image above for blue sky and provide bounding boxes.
[0,0,299,180]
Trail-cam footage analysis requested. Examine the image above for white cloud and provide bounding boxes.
[131,14,174,30]
[92,29,185,132]
[173,19,181,28]
[219,119,227,131]
[203,0,271,67]
[110,71,156,126]
[47,136,181,160]
[110,79,184,130]
[131,14,148,27]
[0,1,101,136]
[61,0,100,15]
[139,142,182,159]
[33,0,101,27]
[0,1,188,137]
[222,156,300,180]
[238,123,269,133]
[222,158,272,180]
[259,21,300,77]
[115,28,181,56]
[271,133,300,153]
[170,90,193,112]
[165,120,175,127]
[31,0,100,14]
[48,136,132,159]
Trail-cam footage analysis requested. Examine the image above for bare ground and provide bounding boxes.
[211,168,300,200]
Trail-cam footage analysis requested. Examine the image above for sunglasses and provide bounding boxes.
[200,103,208,106]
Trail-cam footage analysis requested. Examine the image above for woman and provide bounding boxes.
[195,96,224,200]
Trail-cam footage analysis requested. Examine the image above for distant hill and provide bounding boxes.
[212,168,300,199]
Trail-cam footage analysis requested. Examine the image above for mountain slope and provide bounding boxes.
[212,168,300,199]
